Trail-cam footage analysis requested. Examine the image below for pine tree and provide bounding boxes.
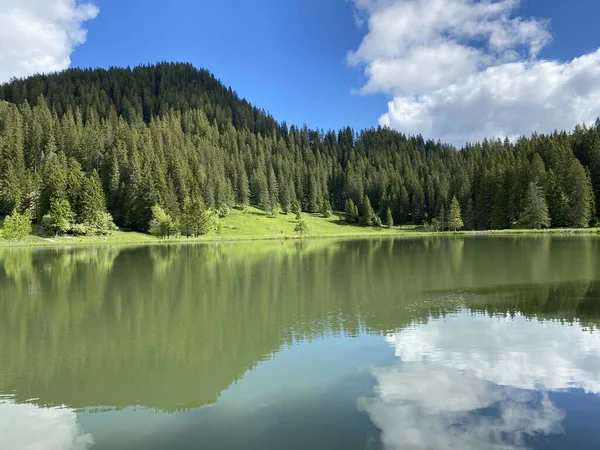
[321,199,332,218]
[78,170,114,233]
[42,199,75,235]
[251,170,269,213]
[566,162,593,228]
[345,199,358,223]
[546,170,569,228]
[359,195,375,227]
[385,207,394,227]
[267,167,279,216]
[181,196,212,237]
[236,165,250,207]
[447,196,464,231]
[294,219,309,237]
[519,183,550,229]
[438,205,446,231]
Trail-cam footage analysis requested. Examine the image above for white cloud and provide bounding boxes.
[0,0,98,83]
[349,0,600,145]
[0,398,93,450]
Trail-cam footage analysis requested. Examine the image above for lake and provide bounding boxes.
[1,236,600,449]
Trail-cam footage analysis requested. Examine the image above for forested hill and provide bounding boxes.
[0,62,279,136]
[0,62,599,234]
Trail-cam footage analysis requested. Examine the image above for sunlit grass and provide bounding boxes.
[1,206,600,248]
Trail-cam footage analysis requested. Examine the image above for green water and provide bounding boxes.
[1,237,600,449]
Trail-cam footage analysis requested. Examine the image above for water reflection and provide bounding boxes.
[387,311,600,392]
[362,310,600,449]
[0,397,92,450]
[360,365,563,450]
[1,237,600,449]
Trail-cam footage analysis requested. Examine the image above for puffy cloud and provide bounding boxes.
[0,0,98,83]
[349,0,600,145]
[0,398,93,449]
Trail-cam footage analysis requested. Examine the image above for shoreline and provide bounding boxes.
[1,226,600,250]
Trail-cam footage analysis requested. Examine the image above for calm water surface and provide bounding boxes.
[1,237,600,449]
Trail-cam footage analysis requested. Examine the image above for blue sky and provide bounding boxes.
[69,0,386,131]
[2,0,600,143]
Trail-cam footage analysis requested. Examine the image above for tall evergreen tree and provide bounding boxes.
[385,207,394,228]
[359,195,375,227]
[181,196,212,237]
[520,183,550,229]
[345,199,358,223]
[447,197,464,231]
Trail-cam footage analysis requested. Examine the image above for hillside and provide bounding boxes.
[0,62,600,236]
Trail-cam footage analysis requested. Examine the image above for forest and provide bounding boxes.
[0,62,599,236]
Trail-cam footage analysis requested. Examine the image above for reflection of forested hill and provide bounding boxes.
[0,237,599,412]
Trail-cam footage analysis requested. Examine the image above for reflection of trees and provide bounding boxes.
[0,237,599,411]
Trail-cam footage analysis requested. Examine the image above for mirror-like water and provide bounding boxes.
[1,236,600,449]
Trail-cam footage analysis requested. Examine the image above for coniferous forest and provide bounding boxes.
[1,62,599,234]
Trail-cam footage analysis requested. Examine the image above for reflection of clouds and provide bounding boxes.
[386,312,600,392]
[359,311,600,449]
[359,366,564,450]
[0,398,92,450]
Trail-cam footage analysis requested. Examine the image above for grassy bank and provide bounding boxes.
[1,206,600,248]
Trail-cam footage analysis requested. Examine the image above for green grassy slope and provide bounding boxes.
[1,206,599,248]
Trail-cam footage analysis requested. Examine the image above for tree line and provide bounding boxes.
[1,62,599,236]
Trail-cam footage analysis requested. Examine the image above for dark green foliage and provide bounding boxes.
[42,199,75,235]
[181,196,212,237]
[1,63,600,234]
[217,204,230,218]
[359,195,377,227]
[78,170,115,234]
[321,200,332,218]
[385,207,394,228]
[566,162,593,228]
[345,199,359,223]
[429,218,442,232]
[520,182,551,229]
[2,207,32,241]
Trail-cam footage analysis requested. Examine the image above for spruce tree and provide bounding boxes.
[447,197,464,231]
[321,199,332,218]
[79,170,113,233]
[385,207,394,228]
[181,196,212,237]
[294,219,309,237]
[566,162,593,228]
[359,195,375,227]
[520,183,550,229]
[42,199,75,235]
[345,199,358,223]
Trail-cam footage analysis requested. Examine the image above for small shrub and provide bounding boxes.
[217,204,230,218]
[2,208,32,241]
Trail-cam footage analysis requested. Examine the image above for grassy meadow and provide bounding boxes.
[1,205,600,248]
